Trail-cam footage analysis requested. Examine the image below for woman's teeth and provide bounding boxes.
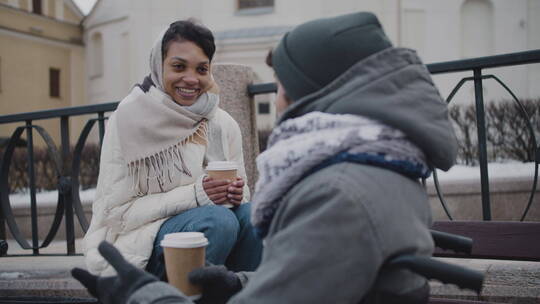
[178,88,197,94]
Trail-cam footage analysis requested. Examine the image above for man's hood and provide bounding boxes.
[278,47,458,171]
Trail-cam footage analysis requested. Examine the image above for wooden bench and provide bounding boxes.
[432,221,540,261]
[429,221,540,303]
[429,299,505,304]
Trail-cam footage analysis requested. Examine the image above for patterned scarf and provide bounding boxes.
[251,112,430,238]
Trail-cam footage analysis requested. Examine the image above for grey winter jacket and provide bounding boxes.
[127,47,456,304]
[127,165,434,304]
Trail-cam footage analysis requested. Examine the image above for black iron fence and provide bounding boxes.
[0,50,539,256]
[248,49,540,223]
[0,103,117,255]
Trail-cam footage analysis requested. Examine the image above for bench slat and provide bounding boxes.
[429,298,503,304]
[432,221,540,261]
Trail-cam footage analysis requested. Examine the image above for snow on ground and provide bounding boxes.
[0,272,24,279]
[429,162,537,182]
[6,162,537,206]
[8,188,96,208]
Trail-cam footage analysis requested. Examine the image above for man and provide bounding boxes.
[73,12,457,304]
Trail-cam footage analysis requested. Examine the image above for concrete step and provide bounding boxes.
[0,239,91,299]
[431,258,540,304]
[1,242,538,303]
[5,197,92,241]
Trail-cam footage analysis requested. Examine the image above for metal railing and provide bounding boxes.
[0,102,117,255]
[247,49,540,222]
[0,50,539,256]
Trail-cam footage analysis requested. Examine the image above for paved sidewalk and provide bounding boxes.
[431,258,540,303]
[1,240,539,302]
[0,239,90,298]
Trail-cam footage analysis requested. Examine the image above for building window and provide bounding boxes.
[55,0,65,20]
[461,0,494,58]
[49,68,60,98]
[258,102,270,114]
[7,0,20,9]
[90,32,104,78]
[238,0,274,11]
[32,0,42,15]
[402,9,426,57]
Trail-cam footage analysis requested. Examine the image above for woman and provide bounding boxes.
[83,20,262,278]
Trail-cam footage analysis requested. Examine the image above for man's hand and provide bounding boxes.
[227,177,244,206]
[203,177,232,205]
[71,241,159,304]
[189,265,242,304]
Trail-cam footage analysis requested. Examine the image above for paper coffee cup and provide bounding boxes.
[205,161,238,208]
[205,161,238,181]
[161,232,208,298]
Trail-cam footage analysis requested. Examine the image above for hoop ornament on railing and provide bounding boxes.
[485,75,539,221]
[0,125,65,250]
[432,74,539,221]
[71,117,108,232]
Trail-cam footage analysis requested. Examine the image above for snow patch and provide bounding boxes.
[8,188,96,208]
[0,272,25,279]
[5,163,537,206]
[429,162,537,182]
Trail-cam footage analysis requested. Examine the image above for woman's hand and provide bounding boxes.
[227,177,244,207]
[203,177,231,205]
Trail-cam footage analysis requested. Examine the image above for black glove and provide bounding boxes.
[189,265,242,304]
[72,241,159,304]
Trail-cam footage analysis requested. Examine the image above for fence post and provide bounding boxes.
[0,145,5,241]
[0,150,5,252]
[473,68,492,221]
[25,121,40,255]
[98,112,106,147]
[60,116,76,255]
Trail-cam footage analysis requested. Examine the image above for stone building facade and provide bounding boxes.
[0,0,86,143]
[83,0,540,130]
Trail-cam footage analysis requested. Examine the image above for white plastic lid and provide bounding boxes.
[160,232,209,248]
[205,161,238,171]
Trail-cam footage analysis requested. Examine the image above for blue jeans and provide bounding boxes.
[145,203,262,279]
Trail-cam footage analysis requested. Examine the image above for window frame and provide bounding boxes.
[90,32,104,79]
[236,0,274,15]
[257,102,271,115]
[49,68,61,98]
[32,0,42,15]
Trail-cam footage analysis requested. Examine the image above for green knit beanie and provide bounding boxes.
[272,12,392,101]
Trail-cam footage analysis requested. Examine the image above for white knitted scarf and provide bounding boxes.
[251,112,430,238]
[115,27,218,196]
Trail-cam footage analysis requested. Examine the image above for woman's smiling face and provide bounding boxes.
[162,40,212,106]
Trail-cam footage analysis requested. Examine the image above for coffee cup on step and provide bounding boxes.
[205,161,238,208]
[160,232,208,299]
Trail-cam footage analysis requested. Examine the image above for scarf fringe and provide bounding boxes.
[128,120,208,196]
